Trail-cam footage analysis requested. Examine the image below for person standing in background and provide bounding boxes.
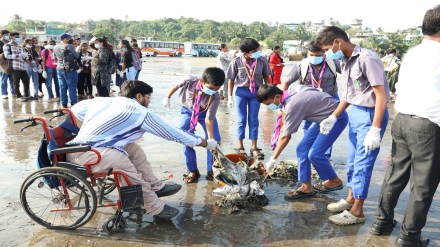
[268,45,284,85]
[216,44,234,100]
[41,40,60,102]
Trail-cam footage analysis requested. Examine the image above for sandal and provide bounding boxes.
[205,171,214,181]
[234,147,247,156]
[183,170,200,183]
[284,189,315,201]
[250,148,265,160]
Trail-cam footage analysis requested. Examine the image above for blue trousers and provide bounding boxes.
[57,70,78,107]
[45,67,59,98]
[26,61,39,97]
[179,107,221,173]
[0,72,14,95]
[297,111,348,182]
[235,87,260,140]
[303,93,339,159]
[347,105,389,200]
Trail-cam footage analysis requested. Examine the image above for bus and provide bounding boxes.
[139,39,184,57]
[184,42,220,57]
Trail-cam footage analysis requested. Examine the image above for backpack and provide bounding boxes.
[131,51,142,71]
[62,45,80,71]
[0,44,12,74]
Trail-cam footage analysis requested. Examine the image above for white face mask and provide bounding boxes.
[95,44,101,49]
[26,45,32,48]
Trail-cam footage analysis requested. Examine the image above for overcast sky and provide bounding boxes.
[1,0,438,32]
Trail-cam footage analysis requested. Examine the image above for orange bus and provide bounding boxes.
[139,40,184,57]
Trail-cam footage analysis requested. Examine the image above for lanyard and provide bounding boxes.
[241,55,258,93]
[308,61,327,89]
[270,91,295,150]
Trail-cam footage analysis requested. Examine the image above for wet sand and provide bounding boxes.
[0,57,439,247]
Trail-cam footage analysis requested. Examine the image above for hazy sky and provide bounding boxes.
[1,0,438,32]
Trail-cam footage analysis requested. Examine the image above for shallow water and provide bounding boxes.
[0,56,439,247]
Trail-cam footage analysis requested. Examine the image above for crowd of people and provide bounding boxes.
[0,32,143,106]
[1,4,439,246]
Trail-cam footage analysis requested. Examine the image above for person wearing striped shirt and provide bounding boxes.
[66,80,218,219]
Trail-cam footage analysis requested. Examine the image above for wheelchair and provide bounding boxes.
[15,108,145,233]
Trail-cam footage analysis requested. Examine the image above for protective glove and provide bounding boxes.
[363,127,381,152]
[265,158,277,173]
[76,68,82,74]
[42,71,47,79]
[320,115,337,135]
[227,97,234,108]
[38,66,43,73]
[162,97,171,109]
[205,139,219,150]
[32,67,38,73]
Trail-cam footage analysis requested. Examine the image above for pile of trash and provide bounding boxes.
[268,159,320,182]
[211,149,268,214]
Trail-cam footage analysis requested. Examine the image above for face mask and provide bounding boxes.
[49,45,55,50]
[325,41,344,60]
[267,103,280,110]
[4,35,10,41]
[202,87,217,96]
[26,45,32,48]
[121,47,127,52]
[250,51,261,59]
[95,44,101,49]
[388,54,394,58]
[309,56,324,65]
[33,43,39,47]
[15,38,21,43]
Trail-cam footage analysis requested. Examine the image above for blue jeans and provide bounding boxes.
[26,61,39,97]
[57,70,78,106]
[347,105,389,200]
[0,72,14,95]
[297,111,348,182]
[135,70,140,80]
[45,67,59,98]
[303,94,339,159]
[235,87,260,140]
[179,107,221,173]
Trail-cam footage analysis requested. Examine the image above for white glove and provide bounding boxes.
[32,67,38,73]
[204,139,218,150]
[38,66,43,73]
[162,97,171,109]
[265,158,277,173]
[320,115,337,135]
[76,68,82,74]
[86,56,92,61]
[42,71,47,79]
[363,127,381,152]
[227,98,234,108]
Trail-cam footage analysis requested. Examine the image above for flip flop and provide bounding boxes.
[284,189,315,201]
[313,183,343,193]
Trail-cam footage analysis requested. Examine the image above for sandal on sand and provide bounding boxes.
[234,148,247,156]
[183,171,200,183]
[328,210,365,225]
[284,189,315,201]
[313,183,343,193]
[327,199,353,213]
[250,148,265,160]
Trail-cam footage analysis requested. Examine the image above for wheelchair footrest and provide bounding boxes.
[120,185,144,210]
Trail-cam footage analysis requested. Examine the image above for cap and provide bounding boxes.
[59,33,72,40]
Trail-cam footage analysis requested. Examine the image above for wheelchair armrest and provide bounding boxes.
[51,145,91,155]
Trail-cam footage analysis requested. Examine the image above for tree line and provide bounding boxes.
[5,14,422,55]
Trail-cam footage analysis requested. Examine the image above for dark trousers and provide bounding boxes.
[375,113,440,241]
[11,69,30,97]
[78,73,92,95]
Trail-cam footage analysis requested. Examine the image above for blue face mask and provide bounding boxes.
[325,49,344,60]
[202,87,217,95]
[250,51,261,59]
[267,103,280,110]
[4,35,10,41]
[309,56,324,65]
[15,37,21,43]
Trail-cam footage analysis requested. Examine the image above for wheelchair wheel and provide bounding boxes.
[20,167,97,230]
[103,215,127,233]
[102,177,116,195]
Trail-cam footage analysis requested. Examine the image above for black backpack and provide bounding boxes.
[62,45,79,71]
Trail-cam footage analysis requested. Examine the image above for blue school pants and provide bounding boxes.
[297,111,348,182]
[179,107,221,173]
[234,87,260,140]
[347,105,388,200]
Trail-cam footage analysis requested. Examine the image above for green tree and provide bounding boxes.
[7,14,26,32]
